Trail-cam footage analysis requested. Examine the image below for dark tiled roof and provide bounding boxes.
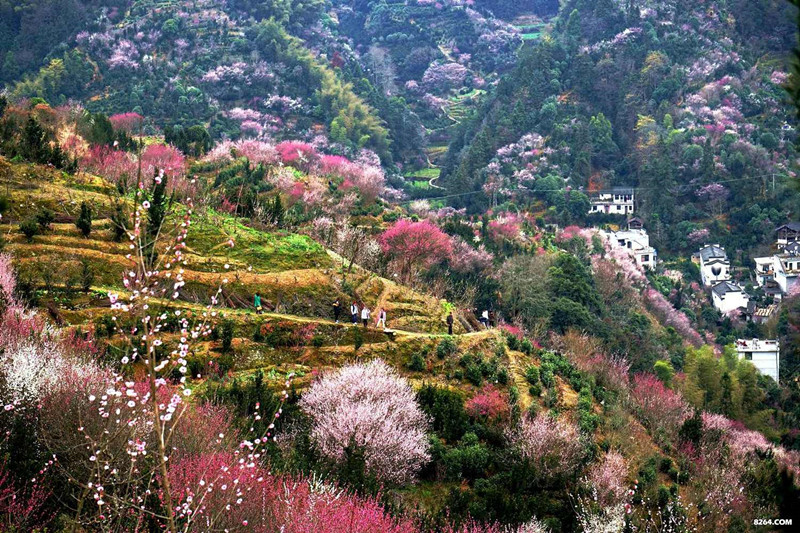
[699,245,727,262]
[712,281,742,297]
[776,222,800,232]
[784,242,800,256]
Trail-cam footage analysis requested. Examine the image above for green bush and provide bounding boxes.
[465,364,483,386]
[221,320,235,352]
[520,338,534,355]
[525,366,540,385]
[311,335,325,348]
[353,327,364,350]
[496,367,509,385]
[19,217,39,241]
[437,336,458,359]
[408,352,426,372]
[76,201,92,237]
[36,207,54,231]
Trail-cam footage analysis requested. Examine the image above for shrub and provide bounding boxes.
[299,360,430,484]
[79,259,94,292]
[75,201,92,237]
[35,207,54,231]
[19,218,38,242]
[353,327,364,350]
[417,384,469,443]
[496,367,509,385]
[408,352,426,372]
[465,364,483,386]
[520,338,534,355]
[311,334,325,348]
[436,336,458,359]
[525,366,540,385]
[220,320,235,352]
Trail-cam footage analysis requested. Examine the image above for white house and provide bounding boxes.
[776,223,800,248]
[735,338,780,382]
[697,245,730,287]
[711,281,749,314]
[753,243,800,296]
[604,228,657,269]
[589,188,634,216]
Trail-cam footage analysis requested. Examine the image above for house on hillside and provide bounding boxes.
[626,217,644,230]
[711,281,749,314]
[588,188,634,216]
[776,223,800,248]
[753,243,800,296]
[734,338,780,382]
[603,227,657,269]
[695,244,730,287]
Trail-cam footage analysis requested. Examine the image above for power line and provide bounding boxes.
[398,170,795,205]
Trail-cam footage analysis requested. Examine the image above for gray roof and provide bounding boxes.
[699,245,728,262]
[776,222,800,232]
[785,242,800,256]
[712,281,742,297]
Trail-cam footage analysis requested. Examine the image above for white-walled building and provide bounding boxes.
[696,245,730,287]
[776,223,800,248]
[734,338,780,382]
[753,243,800,296]
[711,281,749,314]
[589,188,634,216]
[603,228,657,269]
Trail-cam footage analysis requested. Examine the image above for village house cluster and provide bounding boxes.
[689,224,800,383]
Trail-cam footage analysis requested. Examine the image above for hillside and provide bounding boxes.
[442,0,798,258]
[2,0,800,532]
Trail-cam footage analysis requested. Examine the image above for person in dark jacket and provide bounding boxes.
[350,302,359,324]
[333,300,341,323]
[446,312,454,335]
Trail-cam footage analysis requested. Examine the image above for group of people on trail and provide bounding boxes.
[479,309,494,329]
[255,293,483,336]
[332,300,389,331]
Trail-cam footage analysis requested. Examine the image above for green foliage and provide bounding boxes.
[436,336,458,359]
[653,360,675,387]
[221,320,235,353]
[19,217,38,242]
[35,207,54,231]
[417,384,469,442]
[76,201,92,237]
[408,352,426,372]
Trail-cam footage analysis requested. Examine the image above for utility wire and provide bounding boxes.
[399,170,794,204]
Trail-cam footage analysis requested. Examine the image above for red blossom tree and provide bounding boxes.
[465,385,510,424]
[379,219,453,283]
[108,112,143,132]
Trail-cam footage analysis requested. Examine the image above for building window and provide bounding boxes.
[744,352,753,361]
[642,255,649,262]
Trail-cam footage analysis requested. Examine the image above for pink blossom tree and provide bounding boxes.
[380,219,453,283]
[630,373,691,443]
[508,413,585,480]
[299,360,430,485]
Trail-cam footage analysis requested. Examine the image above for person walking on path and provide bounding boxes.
[361,306,371,328]
[446,312,454,335]
[254,293,262,314]
[350,302,359,324]
[333,299,341,323]
[480,309,489,329]
[376,308,387,330]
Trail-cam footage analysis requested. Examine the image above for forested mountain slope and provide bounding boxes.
[443,0,798,255]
